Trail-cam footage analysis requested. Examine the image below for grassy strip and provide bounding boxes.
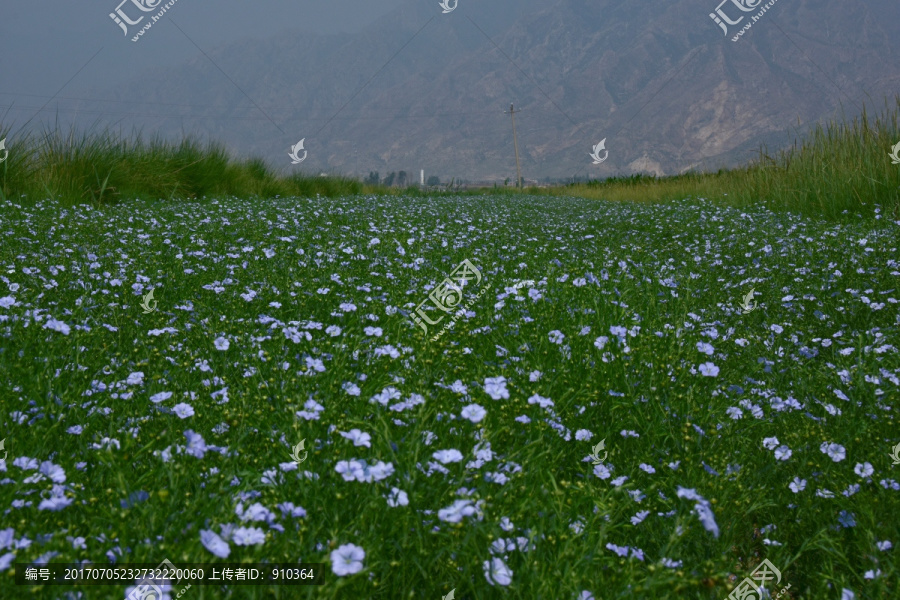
[0,124,415,205]
[2,95,899,219]
[480,96,900,221]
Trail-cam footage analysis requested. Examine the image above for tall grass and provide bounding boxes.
[2,95,899,219]
[0,125,370,205]
[538,96,900,220]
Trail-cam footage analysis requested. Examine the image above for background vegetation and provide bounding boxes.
[2,97,899,219]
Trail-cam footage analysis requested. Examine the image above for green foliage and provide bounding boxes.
[2,94,899,221]
[0,126,366,205]
[543,96,900,221]
[0,194,896,599]
[416,95,900,222]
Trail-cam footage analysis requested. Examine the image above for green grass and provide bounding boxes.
[3,95,900,220]
[488,96,900,221]
[0,124,392,206]
[0,192,897,599]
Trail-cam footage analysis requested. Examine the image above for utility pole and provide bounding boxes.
[506,103,522,188]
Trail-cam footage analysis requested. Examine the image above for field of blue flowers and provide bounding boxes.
[0,194,897,599]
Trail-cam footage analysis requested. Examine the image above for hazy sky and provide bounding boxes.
[3,1,891,180]
[0,0,405,131]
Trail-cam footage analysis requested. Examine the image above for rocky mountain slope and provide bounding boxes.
[86,0,900,181]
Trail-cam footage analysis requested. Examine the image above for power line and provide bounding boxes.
[466,16,578,128]
[1,5,883,182]
[314,15,435,137]
[169,19,285,134]
[0,91,259,111]
[768,19,868,114]
[14,47,104,136]
[0,104,281,123]
[609,47,703,140]
[0,90,550,117]
[0,103,523,123]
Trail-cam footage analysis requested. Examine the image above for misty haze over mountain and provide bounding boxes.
[3,0,898,182]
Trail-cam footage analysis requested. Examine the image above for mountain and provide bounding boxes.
[77,0,900,182]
